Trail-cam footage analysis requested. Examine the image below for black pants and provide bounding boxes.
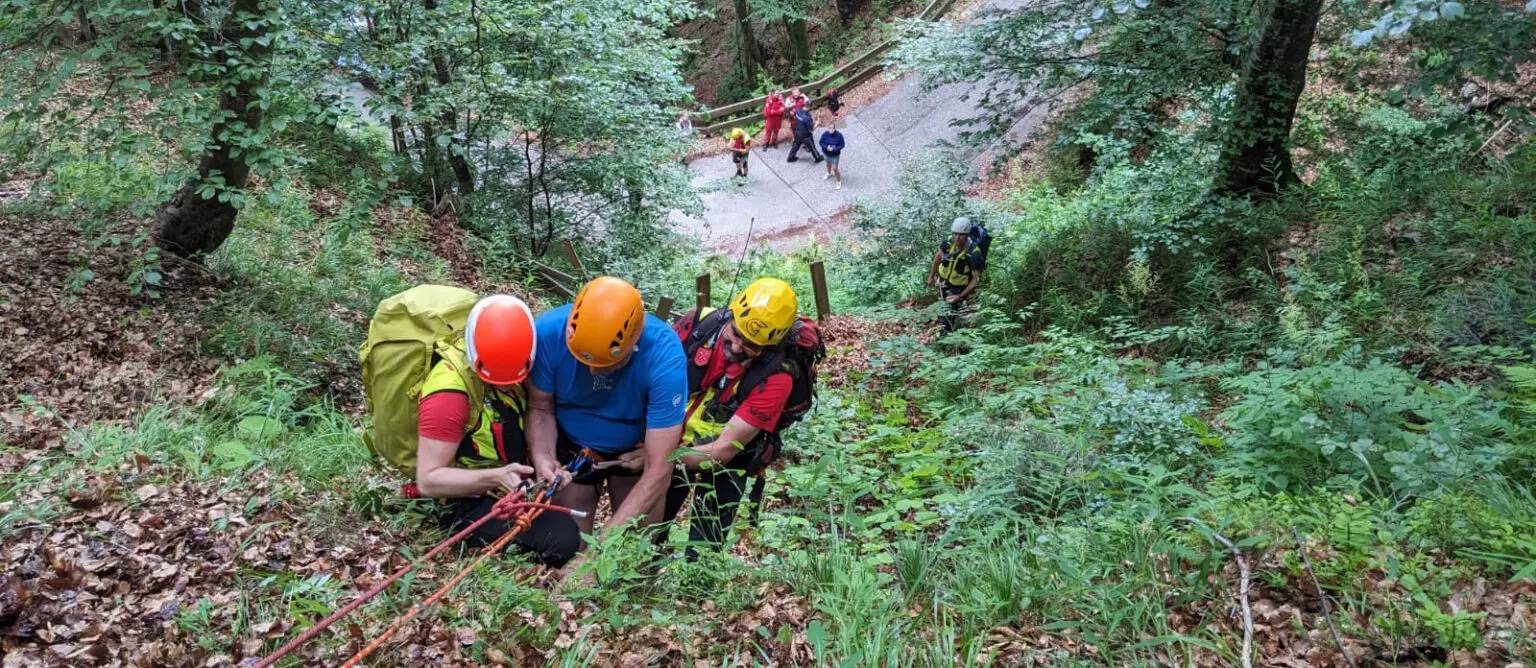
[927,285,964,331]
[438,496,581,567]
[555,431,641,487]
[787,134,821,162]
[662,467,753,561]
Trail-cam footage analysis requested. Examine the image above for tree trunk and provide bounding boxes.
[732,0,758,82]
[167,0,205,66]
[433,56,475,200]
[1217,0,1323,196]
[783,17,811,78]
[424,0,475,201]
[390,115,407,155]
[75,0,96,42]
[156,0,272,256]
[419,118,447,204]
[834,0,862,25]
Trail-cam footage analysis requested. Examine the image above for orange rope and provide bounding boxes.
[252,490,529,668]
[339,504,553,667]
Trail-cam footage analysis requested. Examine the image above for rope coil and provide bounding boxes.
[254,483,574,667]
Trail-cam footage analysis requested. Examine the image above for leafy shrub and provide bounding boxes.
[1403,489,1535,556]
[1083,380,1203,458]
[1218,357,1524,497]
[1346,99,1478,179]
[1430,278,1536,348]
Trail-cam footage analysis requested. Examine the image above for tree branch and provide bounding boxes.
[1291,527,1359,668]
[1180,517,1254,668]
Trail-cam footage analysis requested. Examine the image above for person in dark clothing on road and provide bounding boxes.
[786,106,822,164]
[823,86,842,118]
[819,122,845,189]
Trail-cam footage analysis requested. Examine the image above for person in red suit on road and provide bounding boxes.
[762,92,786,149]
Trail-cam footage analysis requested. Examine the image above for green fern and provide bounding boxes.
[1502,365,1536,417]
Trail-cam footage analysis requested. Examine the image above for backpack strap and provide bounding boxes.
[432,340,485,438]
[681,308,733,395]
[736,348,794,403]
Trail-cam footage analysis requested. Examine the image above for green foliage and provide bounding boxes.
[2,0,699,261]
[892,0,1249,148]
[0,0,329,226]
[1218,355,1525,497]
[422,0,700,255]
[1504,364,1536,417]
[202,183,432,380]
[7,0,1536,662]
[846,155,978,303]
[1348,0,1536,99]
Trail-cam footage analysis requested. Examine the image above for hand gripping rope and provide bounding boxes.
[253,470,586,668]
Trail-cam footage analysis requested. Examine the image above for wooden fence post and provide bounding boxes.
[655,296,674,321]
[562,239,586,281]
[695,273,711,312]
[809,261,831,323]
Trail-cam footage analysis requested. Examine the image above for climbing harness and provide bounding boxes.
[254,456,599,667]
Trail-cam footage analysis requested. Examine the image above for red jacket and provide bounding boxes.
[764,96,785,119]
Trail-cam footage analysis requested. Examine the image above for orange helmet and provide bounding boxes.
[465,295,537,386]
[566,276,644,368]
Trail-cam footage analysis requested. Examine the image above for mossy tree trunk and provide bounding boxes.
[784,17,811,77]
[156,0,271,256]
[1217,0,1324,196]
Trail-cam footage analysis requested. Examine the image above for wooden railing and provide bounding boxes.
[690,0,956,137]
[534,262,834,322]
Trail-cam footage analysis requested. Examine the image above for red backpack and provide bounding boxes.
[679,309,826,473]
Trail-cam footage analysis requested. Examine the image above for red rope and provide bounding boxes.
[339,503,554,667]
[253,492,564,667]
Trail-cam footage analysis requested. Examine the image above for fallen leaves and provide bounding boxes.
[817,312,935,391]
[0,214,219,452]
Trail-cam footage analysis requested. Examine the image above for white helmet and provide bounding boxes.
[950,217,973,234]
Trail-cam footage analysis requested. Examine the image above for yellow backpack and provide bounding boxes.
[359,285,485,476]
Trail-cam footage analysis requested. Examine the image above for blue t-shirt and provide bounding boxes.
[530,304,688,454]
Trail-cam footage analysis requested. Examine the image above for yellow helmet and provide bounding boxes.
[566,276,645,368]
[729,278,797,347]
[731,128,745,139]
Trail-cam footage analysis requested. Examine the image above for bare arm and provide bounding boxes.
[416,435,531,498]
[926,251,942,287]
[956,270,982,301]
[605,423,681,534]
[526,386,563,484]
[677,417,761,470]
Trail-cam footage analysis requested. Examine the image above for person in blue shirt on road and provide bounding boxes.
[527,276,688,540]
[819,121,845,189]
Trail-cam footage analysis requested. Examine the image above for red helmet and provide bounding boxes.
[465,295,537,386]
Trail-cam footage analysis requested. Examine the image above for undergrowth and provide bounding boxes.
[4,23,1536,667]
